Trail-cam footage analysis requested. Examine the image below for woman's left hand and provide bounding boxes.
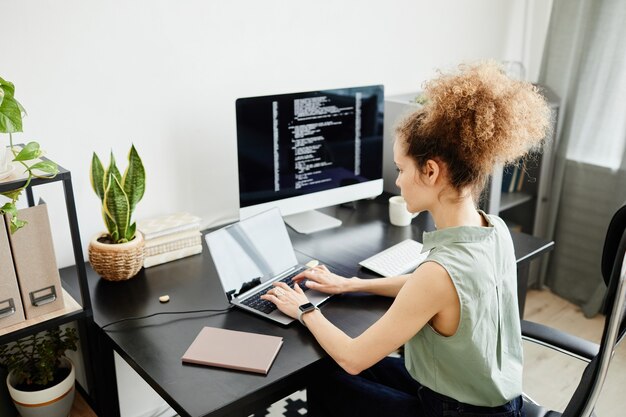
[260,281,310,319]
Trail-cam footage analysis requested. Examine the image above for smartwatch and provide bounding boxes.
[298,302,319,327]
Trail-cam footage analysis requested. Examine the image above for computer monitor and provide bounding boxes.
[236,85,384,234]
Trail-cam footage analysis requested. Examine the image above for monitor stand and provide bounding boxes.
[283,210,342,234]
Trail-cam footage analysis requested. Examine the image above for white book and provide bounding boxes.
[137,213,202,240]
[144,230,202,248]
[143,244,203,268]
[144,235,202,257]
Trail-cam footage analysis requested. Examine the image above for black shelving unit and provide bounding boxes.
[0,152,95,405]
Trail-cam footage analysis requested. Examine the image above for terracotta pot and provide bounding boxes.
[88,232,145,281]
[6,357,75,417]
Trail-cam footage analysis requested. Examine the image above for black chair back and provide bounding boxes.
[562,203,626,417]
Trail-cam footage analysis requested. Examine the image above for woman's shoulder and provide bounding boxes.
[407,260,457,301]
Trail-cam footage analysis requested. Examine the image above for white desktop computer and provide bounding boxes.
[236,85,385,234]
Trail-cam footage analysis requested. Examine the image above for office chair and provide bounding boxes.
[521,203,626,417]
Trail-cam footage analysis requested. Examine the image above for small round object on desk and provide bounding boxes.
[306,260,319,268]
[159,295,170,303]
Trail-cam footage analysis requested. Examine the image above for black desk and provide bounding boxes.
[64,196,553,417]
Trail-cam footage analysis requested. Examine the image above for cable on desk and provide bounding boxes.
[101,306,234,331]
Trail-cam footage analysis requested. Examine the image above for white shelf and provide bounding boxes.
[499,192,534,212]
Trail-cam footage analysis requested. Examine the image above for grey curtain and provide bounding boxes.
[538,0,626,317]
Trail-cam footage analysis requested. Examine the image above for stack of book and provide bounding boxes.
[137,212,203,268]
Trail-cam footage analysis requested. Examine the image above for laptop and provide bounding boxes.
[205,208,331,325]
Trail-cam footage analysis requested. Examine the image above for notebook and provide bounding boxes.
[205,207,331,325]
[182,326,283,374]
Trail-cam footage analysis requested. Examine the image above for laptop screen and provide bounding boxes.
[205,208,298,296]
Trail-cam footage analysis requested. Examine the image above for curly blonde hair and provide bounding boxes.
[396,61,551,199]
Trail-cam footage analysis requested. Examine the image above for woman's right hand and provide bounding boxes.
[292,264,353,295]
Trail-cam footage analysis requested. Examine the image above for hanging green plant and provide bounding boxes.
[0,76,59,233]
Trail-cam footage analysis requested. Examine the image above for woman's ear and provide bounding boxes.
[423,159,440,185]
[412,159,440,186]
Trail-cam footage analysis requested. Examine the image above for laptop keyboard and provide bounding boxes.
[241,268,309,314]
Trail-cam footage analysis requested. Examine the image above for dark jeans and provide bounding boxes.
[307,357,524,417]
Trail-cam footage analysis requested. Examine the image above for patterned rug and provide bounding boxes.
[249,389,308,417]
[172,390,307,417]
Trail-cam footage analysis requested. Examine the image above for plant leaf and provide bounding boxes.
[9,215,27,234]
[29,160,58,175]
[106,151,122,185]
[13,142,42,161]
[0,77,23,134]
[0,202,17,217]
[122,144,145,215]
[103,174,129,243]
[0,95,23,133]
[0,188,23,201]
[0,76,15,98]
[126,222,136,241]
[90,153,105,201]
[102,207,118,239]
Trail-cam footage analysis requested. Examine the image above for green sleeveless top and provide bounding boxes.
[404,212,523,407]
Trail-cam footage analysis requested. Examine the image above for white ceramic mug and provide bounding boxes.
[388,196,419,226]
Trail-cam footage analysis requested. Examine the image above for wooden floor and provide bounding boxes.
[523,289,625,415]
[70,289,624,417]
[72,390,98,417]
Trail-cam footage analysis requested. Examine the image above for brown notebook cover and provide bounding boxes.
[181,327,283,375]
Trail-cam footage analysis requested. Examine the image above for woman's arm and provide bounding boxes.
[293,265,413,298]
[348,274,413,297]
[263,261,458,375]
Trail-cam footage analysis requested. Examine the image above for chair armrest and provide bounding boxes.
[521,319,600,361]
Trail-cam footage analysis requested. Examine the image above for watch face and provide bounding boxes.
[299,302,315,312]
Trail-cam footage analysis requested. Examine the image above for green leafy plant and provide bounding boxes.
[0,326,78,390]
[0,76,59,233]
[90,145,146,243]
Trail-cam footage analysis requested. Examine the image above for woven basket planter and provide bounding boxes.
[88,232,145,281]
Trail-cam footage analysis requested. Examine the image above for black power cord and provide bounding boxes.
[101,306,234,331]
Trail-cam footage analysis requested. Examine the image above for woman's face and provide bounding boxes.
[393,139,426,213]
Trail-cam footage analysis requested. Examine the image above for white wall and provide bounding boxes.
[525,0,554,81]
[0,0,549,268]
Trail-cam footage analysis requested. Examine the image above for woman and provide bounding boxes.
[261,61,550,417]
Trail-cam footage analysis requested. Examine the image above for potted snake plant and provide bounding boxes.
[89,144,146,281]
[0,76,58,233]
